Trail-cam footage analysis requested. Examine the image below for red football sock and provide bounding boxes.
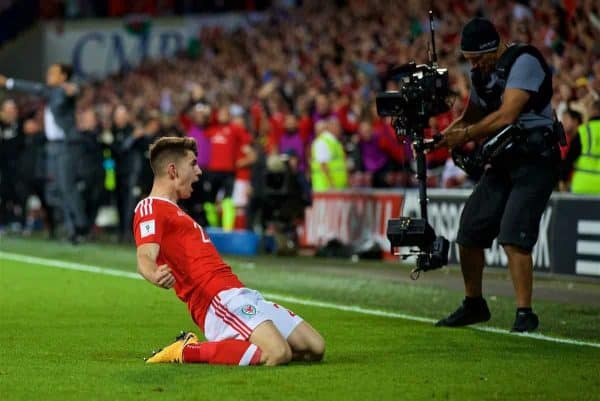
[182,340,262,365]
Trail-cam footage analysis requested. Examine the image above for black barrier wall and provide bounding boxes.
[550,195,600,276]
[402,190,600,277]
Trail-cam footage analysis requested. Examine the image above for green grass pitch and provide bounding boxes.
[0,237,599,401]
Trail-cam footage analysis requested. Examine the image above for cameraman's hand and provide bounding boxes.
[437,127,468,149]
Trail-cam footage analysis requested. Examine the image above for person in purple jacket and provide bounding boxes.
[182,102,211,225]
[278,114,307,173]
[358,120,405,188]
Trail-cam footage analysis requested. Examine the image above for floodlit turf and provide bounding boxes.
[1,237,599,401]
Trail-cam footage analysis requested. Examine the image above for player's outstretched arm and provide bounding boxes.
[136,243,175,289]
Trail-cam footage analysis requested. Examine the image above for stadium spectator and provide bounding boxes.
[277,114,307,173]
[135,136,325,365]
[312,93,333,123]
[356,119,406,188]
[0,99,24,231]
[561,99,600,194]
[17,118,55,236]
[245,135,270,232]
[231,109,257,228]
[310,118,348,192]
[203,106,247,231]
[558,108,583,191]
[0,65,89,244]
[77,108,105,228]
[111,105,138,241]
[137,111,164,196]
[440,158,470,189]
[180,102,211,225]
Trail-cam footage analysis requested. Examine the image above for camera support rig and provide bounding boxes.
[386,118,449,279]
[376,10,450,278]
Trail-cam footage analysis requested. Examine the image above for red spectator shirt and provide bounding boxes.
[205,124,246,172]
[133,197,244,329]
[298,115,314,144]
[335,104,359,134]
[235,126,253,180]
[266,112,285,154]
[425,111,454,167]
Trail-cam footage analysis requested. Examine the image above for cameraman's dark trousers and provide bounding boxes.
[456,151,559,305]
[457,153,558,251]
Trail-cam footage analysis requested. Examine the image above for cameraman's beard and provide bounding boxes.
[471,67,491,88]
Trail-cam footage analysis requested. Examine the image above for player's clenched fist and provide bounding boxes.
[153,264,175,289]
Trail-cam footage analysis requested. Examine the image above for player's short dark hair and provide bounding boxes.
[57,64,73,81]
[149,136,197,176]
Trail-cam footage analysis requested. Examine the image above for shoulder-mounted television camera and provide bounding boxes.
[376,63,451,137]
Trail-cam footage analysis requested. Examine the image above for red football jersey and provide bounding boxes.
[205,123,245,172]
[133,197,244,329]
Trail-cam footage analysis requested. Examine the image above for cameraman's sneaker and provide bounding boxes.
[511,310,539,332]
[436,297,491,327]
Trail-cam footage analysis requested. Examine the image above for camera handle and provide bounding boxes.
[411,131,443,219]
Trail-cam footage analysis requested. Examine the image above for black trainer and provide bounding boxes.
[436,298,491,327]
[511,310,539,332]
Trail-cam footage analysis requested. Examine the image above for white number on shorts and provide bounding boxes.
[272,303,296,317]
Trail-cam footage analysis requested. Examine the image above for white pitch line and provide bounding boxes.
[1,251,599,349]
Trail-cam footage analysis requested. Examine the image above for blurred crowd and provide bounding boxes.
[1,0,600,240]
[0,0,271,46]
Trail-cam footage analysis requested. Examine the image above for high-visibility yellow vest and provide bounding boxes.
[572,120,600,194]
[310,132,348,192]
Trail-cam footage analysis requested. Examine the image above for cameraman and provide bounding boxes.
[435,18,560,332]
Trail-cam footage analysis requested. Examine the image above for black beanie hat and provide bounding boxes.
[461,17,500,53]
